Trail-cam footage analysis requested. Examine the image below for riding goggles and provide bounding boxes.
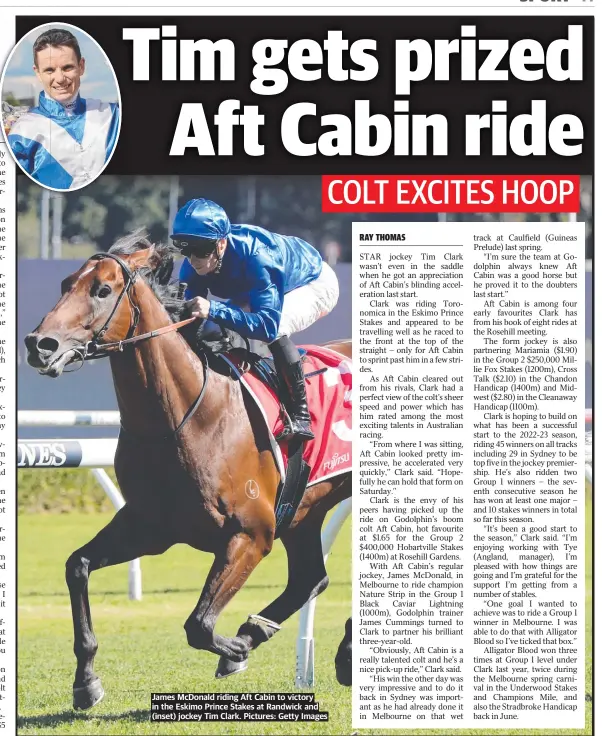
[172,238,217,259]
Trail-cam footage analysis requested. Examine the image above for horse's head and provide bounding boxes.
[25,234,173,377]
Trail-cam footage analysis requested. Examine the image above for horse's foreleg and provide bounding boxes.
[184,531,266,665]
[216,517,327,678]
[66,505,172,710]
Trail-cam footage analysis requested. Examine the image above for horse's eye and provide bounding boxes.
[98,285,112,299]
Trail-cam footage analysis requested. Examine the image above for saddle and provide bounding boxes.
[185,319,315,408]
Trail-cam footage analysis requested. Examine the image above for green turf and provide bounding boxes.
[18,489,592,735]
[18,468,119,513]
[18,511,352,735]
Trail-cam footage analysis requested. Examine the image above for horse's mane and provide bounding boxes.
[108,231,186,322]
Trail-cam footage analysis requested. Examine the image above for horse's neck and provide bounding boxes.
[110,282,215,436]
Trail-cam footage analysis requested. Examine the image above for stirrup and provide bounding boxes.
[276,416,314,443]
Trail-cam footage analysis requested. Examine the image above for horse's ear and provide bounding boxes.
[152,249,174,286]
[123,240,173,285]
[139,244,174,285]
[127,243,157,269]
[110,231,151,266]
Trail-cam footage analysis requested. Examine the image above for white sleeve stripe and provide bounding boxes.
[9,102,114,186]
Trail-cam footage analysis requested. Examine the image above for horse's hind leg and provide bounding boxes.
[184,531,268,664]
[335,617,352,686]
[66,505,172,710]
[216,514,328,678]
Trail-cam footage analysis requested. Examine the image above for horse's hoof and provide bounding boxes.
[73,679,105,710]
[335,662,352,687]
[215,656,248,679]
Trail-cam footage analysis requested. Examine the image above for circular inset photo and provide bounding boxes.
[1,23,120,191]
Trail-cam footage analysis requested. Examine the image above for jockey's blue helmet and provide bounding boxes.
[171,198,231,242]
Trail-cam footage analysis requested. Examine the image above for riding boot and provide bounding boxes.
[270,336,315,442]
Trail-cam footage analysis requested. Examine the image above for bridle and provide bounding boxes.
[68,252,197,361]
[85,253,141,355]
[61,252,208,440]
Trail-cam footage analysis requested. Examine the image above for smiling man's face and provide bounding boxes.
[34,45,85,104]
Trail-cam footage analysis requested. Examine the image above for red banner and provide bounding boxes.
[322,175,580,213]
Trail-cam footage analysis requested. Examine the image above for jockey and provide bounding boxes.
[7,28,119,190]
[172,198,340,443]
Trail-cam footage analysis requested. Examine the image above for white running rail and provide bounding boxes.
[295,497,352,688]
[17,411,140,600]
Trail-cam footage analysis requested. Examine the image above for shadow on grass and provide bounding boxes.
[18,708,150,730]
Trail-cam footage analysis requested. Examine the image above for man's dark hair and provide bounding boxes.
[33,29,82,66]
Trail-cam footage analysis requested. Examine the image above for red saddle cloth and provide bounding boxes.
[223,345,352,486]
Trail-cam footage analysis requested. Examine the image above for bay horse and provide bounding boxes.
[24,234,352,710]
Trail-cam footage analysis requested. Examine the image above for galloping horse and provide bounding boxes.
[25,234,352,710]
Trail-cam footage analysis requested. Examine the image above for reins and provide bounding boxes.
[62,252,210,440]
[86,315,198,357]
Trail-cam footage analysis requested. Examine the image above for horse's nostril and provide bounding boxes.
[37,336,60,354]
[24,333,39,351]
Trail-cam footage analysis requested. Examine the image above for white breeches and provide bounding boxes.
[277,262,340,338]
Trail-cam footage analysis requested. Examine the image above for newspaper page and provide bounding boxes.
[0,2,596,735]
